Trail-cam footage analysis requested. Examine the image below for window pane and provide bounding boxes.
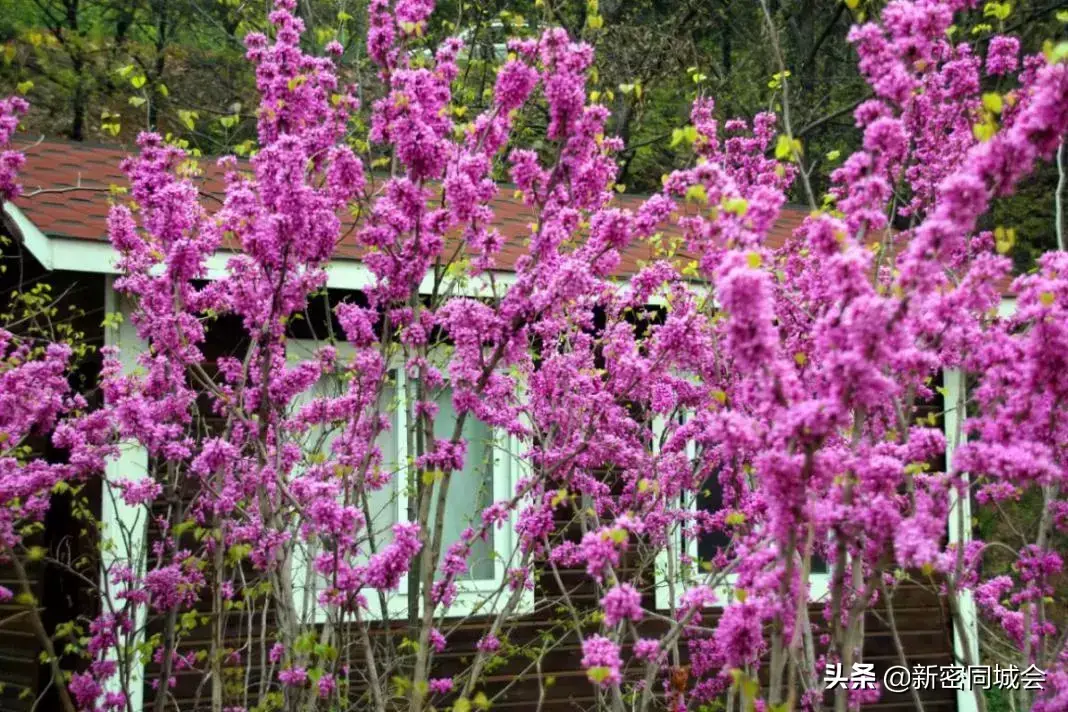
[696,477,730,565]
[306,370,399,551]
[296,350,498,585]
[365,379,399,547]
[696,475,827,574]
[431,388,495,581]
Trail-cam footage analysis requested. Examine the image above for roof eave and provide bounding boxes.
[3,201,55,270]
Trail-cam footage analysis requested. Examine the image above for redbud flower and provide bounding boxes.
[581,635,623,687]
[602,583,643,626]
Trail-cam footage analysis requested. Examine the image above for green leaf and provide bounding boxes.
[178,109,199,131]
[130,75,147,89]
[982,92,1003,114]
[1045,40,1068,64]
[972,117,997,142]
[685,184,708,205]
[775,134,802,162]
[768,70,792,89]
[722,197,748,217]
[129,96,146,108]
[983,2,1012,21]
[16,80,33,94]
[994,226,1016,254]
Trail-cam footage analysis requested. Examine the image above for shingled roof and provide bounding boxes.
[10,140,816,275]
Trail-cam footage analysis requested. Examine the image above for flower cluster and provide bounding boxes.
[601,583,643,626]
[0,95,27,202]
[581,635,623,687]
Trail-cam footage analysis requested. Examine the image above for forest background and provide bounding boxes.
[1,0,1065,269]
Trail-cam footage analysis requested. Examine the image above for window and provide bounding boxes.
[428,387,497,581]
[653,413,831,611]
[288,339,524,620]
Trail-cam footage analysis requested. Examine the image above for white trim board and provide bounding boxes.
[4,201,518,297]
[4,201,702,305]
[4,201,54,269]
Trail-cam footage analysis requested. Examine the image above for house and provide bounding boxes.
[1,140,1006,712]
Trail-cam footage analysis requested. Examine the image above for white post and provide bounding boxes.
[944,368,979,712]
[101,278,149,712]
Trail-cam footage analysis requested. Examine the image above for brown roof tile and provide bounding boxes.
[13,140,1011,293]
[12,140,814,276]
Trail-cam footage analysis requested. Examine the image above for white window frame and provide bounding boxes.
[287,338,529,621]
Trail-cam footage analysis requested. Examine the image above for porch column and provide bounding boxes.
[944,368,979,712]
[101,278,149,712]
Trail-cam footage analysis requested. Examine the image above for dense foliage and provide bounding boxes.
[1,0,1065,265]
[1,1,1068,712]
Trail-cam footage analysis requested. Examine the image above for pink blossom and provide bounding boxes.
[602,583,643,626]
[278,667,308,687]
[476,633,501,654]
[429,678,454,695]
[581,635,623,687]
[633,638,662,662]
[986,35,1019,75]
